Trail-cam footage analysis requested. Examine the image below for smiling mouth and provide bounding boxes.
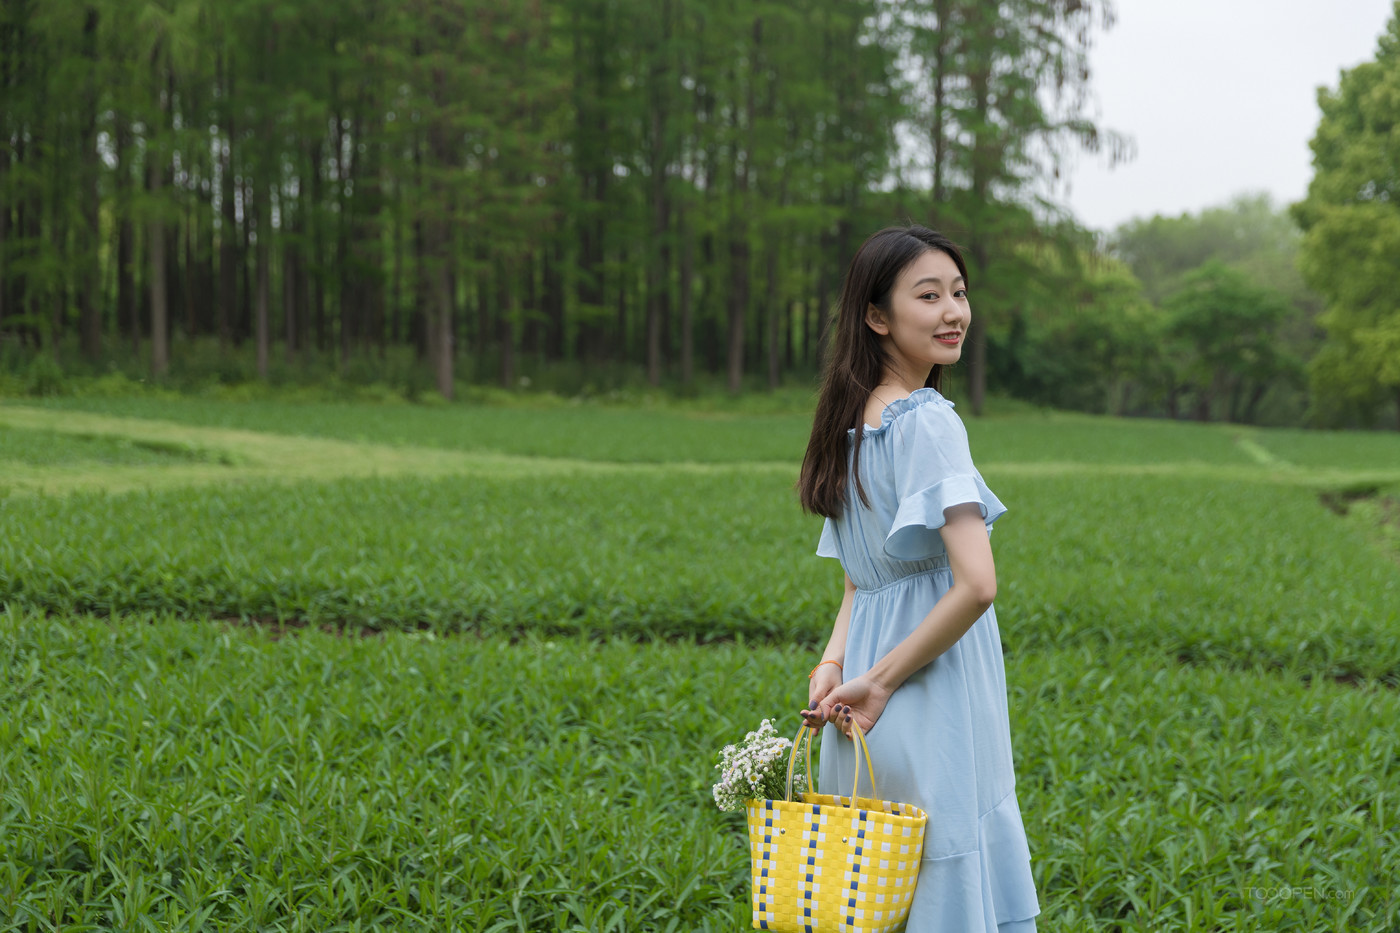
[934,332,962,342]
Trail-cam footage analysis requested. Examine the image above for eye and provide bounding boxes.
[920,292,938,301]
[954,288,968,298]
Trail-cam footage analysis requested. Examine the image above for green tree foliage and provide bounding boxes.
[1004,248,1162,417]
[0,0,1115,398]
[1293,4,1400,428]
[1159,261,1296,424]
[1116,193,1314,306]
[989,193,1320,425]
[891,0,1128,414]
[1108,194,1318,425]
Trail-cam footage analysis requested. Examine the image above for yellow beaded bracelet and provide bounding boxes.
[808,659,843,679]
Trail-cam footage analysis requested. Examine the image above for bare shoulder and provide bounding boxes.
[862,388,911,430]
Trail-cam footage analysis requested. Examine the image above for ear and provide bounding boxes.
[865,303,890,336]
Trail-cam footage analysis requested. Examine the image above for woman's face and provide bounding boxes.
[866,249,970,377]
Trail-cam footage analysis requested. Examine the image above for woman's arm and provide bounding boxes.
[865,503,995,693]
[803,573,856,722]
[816,503,995,735]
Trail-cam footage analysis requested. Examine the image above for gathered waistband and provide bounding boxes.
[853,557,952,594]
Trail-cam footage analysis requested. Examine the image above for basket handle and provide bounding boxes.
[784,720,879,804]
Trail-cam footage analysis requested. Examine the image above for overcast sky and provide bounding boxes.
[1060,0,1397,233]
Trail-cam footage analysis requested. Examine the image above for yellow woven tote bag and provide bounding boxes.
[745,721,927,932]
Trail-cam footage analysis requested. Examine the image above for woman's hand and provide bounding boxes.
[804,663,843,727]
[806,675,892,737]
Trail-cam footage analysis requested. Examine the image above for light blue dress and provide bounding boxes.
[816,388,1039,932]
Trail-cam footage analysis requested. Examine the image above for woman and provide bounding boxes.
[798,225,1040,931]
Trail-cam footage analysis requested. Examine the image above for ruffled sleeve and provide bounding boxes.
[816,517,840,559]
[885,398,1006,562]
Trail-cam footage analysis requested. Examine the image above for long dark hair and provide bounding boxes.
[798,225,970,518]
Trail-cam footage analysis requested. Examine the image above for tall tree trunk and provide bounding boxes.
[447,266,460,371]
[497,261,515,388]
[78,5,102,362]
[813,230,833,367]
[148,159,169,376]
[218,128,236,350]
[429,220,454,399]
[578,220,605,362]
[283,230,298,363]
[309,140,326,353]
[239,179,252,345]
[116,118,138,356]
[5,14,32,346]
[930,0,951,204]
[426,57,455,397]
[966,58,992,416]
[1243,382,1268,424]
[165,202,181,351]
[254,179,270,379]
[522,252,541,362]
[967,239,989,412]
[701,229,719,373]
[204,221,218,342]
[726,227,749,393]
[24,167,41,348]
[0,7,9,332]
[694,78,718,379]
[765,244,780,389]
[646,189,669,386]
[543,239,565,361]
[0,116,8,329]
[1194,391,1211,422]
[351,113,384,357]
[0,66,8,330]
[282,194,300,362]
[614,246,628,362]
[48,182,65,358]
[804,293,816,371]
[727,23,760,394]
[333,108,351,363]
[412,214,428,361]
[784,284,794,370]
[644,0,672,386]
[410,112,428,369]
[183,209,198,339]
[390,207,403,346]
[573,0,610,363]
[475,245,491,374]
[679,207,694,387]
[757,77,791,390]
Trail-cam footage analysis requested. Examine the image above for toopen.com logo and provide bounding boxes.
[1245,885,1361,902]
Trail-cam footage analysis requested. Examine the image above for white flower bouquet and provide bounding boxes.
[712,718,794,812]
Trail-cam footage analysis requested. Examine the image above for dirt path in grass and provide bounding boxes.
[0,406,795,494]
[4,405,1399,496]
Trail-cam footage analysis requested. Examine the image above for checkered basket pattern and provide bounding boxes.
[745,722,927,932]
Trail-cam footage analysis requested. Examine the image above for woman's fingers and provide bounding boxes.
[813,702,850,736]
[801,701,862,734]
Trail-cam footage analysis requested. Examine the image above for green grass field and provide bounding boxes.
[2,396,1398,931]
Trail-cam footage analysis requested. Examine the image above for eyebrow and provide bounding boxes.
[911,276,965,289]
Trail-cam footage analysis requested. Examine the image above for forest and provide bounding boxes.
[2,0,1398,426]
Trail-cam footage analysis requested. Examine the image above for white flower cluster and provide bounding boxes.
[712,718,794,812]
